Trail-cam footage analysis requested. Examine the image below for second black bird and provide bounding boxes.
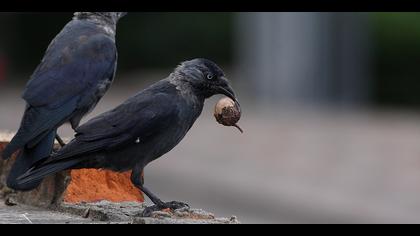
[3,12,126,191]
[17,58,239,216]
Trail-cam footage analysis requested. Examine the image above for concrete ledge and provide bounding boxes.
[0,132,72,208]
[0,133,240,224]
[0,141,74,208]
[0,140,143,207]
[59,201,239,224]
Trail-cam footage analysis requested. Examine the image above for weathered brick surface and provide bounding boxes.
[0,142,71,208]
[0,134,237,224]
[0,141,143,208]
[64,169,144,203]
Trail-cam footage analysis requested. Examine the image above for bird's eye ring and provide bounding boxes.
[206,74,214,80]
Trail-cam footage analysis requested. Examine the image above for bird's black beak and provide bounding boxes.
[216,77,240,106]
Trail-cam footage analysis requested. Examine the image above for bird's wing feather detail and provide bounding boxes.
[22,32,116,109]
[45,92,178,163]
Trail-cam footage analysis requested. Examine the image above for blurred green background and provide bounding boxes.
[1,12,233,73]
[372,12,420,107]
[2,12,420,108]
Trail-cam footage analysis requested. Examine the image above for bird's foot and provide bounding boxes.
[55,134,66,148]
[141,201,190,217]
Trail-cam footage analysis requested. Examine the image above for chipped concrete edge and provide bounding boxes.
[58,201,240,224]
[0,133,240,224]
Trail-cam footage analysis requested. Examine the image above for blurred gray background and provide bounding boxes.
[2,12,420,223]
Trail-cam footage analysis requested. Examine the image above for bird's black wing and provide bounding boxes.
[22,30,117,109]
[45,91,180,162]
[3,28,117,159]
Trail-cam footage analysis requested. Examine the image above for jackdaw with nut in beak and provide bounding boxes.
[17,58,239,216]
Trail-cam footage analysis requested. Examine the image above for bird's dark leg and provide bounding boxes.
[55,134,66,148]
[131,168,189,217]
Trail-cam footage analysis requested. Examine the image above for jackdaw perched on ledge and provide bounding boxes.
[3,12,126,191]
[17,58,239,216]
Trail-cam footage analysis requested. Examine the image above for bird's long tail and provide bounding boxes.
[6,130,57,191]
[2,103,73,160]
[3,106,52,160]
[16,157,80,188]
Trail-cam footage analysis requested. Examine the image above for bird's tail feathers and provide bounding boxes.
[16,158,80,187]
[2,100,76,160]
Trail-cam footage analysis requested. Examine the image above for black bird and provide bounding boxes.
[17,58,239,216]
[3,12,126,191]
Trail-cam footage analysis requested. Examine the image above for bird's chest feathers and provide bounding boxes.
[140,100,202,163]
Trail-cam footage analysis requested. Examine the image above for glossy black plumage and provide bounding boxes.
[17,59,239,216]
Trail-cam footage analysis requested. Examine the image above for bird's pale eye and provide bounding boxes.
[206,74,214,80]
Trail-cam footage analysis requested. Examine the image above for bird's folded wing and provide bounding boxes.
[2,96,79,159]
[22,33,117,109]
[48,93,179,162]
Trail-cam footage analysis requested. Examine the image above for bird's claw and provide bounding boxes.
[165,201,190,211]
[140,201,190,217]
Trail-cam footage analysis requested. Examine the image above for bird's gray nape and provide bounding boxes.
[73,12,118,36]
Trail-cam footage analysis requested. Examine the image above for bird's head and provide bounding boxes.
[100,12,127,23]
[173,58,239,104]
[74,12,127,26]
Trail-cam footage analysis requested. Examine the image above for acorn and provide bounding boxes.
[214,97,243,133]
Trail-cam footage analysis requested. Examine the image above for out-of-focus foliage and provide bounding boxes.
[5,12,420,108]
[4,12,233,75]
[117,13,233,70]
[371,12,420,107]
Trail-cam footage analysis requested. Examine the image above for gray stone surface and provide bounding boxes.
[1,139,239,224]
[0,201,96,224]
[0,199,239,224]
[0,144,72,208]
[59,201,240,224]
